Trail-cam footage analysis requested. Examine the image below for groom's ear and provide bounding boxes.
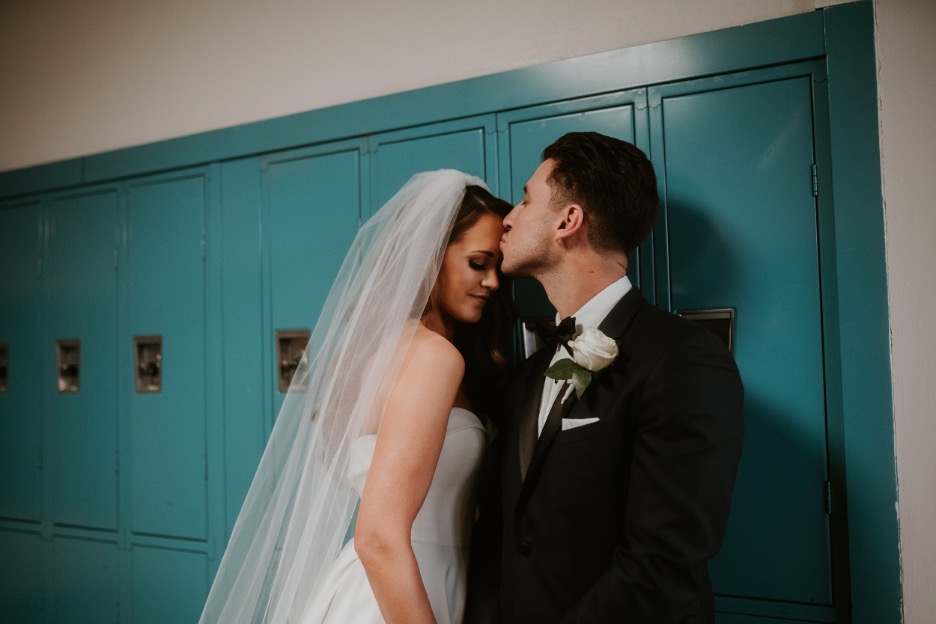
[555,203,586,242]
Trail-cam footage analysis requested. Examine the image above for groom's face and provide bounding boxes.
[500,159,560,277]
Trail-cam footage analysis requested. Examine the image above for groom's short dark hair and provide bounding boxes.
[542,132,659,256]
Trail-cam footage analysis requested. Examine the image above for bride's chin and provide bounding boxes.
[459,311,484,325]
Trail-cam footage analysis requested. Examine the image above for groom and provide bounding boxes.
[467,132,744,623]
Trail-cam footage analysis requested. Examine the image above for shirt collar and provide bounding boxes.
[557,275,632,332]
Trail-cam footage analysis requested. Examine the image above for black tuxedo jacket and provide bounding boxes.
[468,288,744,624]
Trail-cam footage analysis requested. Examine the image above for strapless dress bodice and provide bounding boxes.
[346,407,486,546]
[297,408,485,623]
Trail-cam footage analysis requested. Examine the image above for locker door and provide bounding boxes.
[131,545,208,624]
[218,156,266,538]
[125,172,208,541]
[0,200,43,523]
[496,93,649,348]
[649,63,840,621]
[51,536,119,623]
[0,530,42,622]
[46,189,120,530]
[0,200,44,623]
[368,116,497,217]
[261,144,363,421]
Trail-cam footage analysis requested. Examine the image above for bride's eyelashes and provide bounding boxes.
[468,253,501,272]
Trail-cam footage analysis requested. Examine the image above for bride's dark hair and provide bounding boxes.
[448,185,515,417]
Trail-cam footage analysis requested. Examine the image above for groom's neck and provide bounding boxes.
[541,254,627,319]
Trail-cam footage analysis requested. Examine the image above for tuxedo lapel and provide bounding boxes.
[517,348,553,481]
[517,288,647,488]
[598,287,646,340]
[524,387,578,481]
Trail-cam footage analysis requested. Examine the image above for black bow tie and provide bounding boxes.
[535,316,577,346]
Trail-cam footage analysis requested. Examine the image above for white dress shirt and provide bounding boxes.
[536,276,632,435]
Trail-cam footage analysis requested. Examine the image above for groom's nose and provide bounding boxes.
[503,208,515,230]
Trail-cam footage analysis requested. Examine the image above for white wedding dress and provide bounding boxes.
[297,407,487,624]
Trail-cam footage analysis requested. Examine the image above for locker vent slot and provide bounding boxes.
[56,339,81,393]
[134,335,163,393]
[277,329,311,393]
[677,308,736,354]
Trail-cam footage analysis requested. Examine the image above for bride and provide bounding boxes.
[199,170,513,623]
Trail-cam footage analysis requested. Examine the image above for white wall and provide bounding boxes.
[875,0,936,621]
[0,0,825,173]
[1,0,932,620]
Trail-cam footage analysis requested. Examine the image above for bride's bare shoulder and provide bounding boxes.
[383,324,464,409]
[402,324,464,374]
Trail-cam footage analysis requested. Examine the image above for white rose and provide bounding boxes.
[570,328,618,372]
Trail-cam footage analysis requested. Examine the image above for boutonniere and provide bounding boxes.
[545,327,619,399]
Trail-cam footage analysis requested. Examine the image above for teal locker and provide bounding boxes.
[125,172,208,540]
[261,145,363,421]
[0,530,43,621]
[496,94,644,206]
[132,545,208,623]
[368,117,496,216]
[46,189,120,530]
[498,66,844,620]
[218,157,267,538]
[0,200,43,522]
[51,536,119,623]
[649,63,839,620]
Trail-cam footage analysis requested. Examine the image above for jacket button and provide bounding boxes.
[518,541,533,556]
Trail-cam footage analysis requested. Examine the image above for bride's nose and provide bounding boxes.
[481,270,499,292]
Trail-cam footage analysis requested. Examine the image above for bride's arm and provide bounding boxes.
[355,330,464,624]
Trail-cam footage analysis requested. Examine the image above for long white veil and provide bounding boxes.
[200,170,488,623]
